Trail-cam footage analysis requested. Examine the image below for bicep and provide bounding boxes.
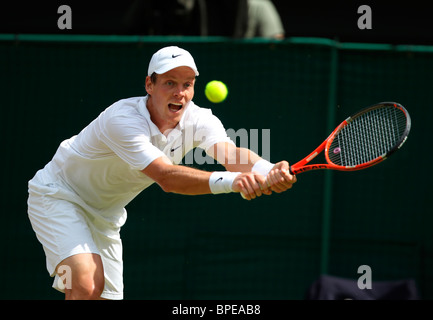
[141,156,173,184]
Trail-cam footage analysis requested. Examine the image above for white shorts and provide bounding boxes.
[27,172,124,300]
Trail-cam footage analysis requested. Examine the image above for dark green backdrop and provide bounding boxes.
[1,35,431,299]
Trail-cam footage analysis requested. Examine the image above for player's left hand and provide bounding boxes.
[266,161,297,193]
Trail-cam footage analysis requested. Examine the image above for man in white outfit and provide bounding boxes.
[27,46,296,299]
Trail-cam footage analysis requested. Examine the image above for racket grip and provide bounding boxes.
[289,166,295,175]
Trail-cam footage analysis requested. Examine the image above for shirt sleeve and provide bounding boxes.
[100,114,166,171]
[193,110,235,153]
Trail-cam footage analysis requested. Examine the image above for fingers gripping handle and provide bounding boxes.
[240,175,271,200]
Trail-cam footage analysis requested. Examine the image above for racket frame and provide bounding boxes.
[289,102,411,175]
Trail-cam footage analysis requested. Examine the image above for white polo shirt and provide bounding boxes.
[31,96,234,228]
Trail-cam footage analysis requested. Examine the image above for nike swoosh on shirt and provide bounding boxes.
[170,145,181,152]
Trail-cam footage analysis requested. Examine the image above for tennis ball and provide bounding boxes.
[205,80,228,103]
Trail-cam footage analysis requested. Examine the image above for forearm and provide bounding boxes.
[224,147,262,172]
[142,157,239,196]
[142,155,282,200]
[152,164,212,195]
[209,143,263,172]
[207,142,297,193]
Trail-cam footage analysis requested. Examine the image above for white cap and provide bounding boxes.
[147,46,199,76]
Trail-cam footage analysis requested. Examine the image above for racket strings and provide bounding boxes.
[328,106,408,166]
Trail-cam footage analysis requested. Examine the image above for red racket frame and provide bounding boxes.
[289,102,410,175]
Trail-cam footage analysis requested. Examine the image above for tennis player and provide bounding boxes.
[27,46,297,300]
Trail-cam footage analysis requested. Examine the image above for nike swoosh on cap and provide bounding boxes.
[172,54,182,58]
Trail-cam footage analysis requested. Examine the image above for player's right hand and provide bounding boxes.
[232,172,270,200]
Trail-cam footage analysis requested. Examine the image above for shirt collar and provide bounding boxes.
[138,96,162,137]
[139,95,192,139]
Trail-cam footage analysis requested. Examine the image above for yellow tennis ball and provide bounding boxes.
[205,80,228,103]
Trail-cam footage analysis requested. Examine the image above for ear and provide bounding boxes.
[145,76,153,95]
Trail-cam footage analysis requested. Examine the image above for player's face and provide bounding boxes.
[146,66,196,133]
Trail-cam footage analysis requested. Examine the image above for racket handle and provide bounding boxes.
[289,166,295,175]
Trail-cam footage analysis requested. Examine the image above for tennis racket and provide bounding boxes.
[289,102,411,175]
